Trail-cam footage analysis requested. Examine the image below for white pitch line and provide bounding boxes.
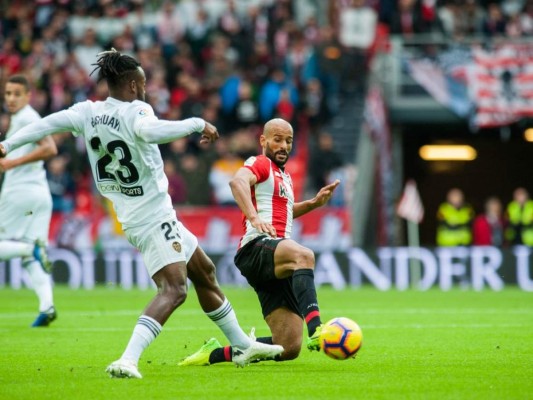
[0,307,531,320]
[0,323,530,334]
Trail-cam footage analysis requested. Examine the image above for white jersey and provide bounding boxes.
[1,97,205,230]
[3,105,47,190]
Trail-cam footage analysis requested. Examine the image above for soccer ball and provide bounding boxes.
[319,317,363,360]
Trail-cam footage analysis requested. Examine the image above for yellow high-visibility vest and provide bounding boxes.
[506,200,533,246]
[436,203,474,246]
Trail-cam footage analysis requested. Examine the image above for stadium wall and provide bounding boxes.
[1,246,532,292]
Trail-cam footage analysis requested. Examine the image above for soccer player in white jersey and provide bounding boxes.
[0,75,58,327]
[179,118,340,366]
[0,49,282,378]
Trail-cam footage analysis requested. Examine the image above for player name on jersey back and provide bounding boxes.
[91,114,120,130]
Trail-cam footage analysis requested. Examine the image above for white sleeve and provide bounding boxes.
[1,107,83,153]
[135,116,206,144]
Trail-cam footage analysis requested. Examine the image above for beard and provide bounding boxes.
[265,143,289,168]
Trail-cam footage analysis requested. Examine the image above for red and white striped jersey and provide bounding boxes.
[239,155,294,248]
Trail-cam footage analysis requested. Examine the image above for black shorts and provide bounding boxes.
[234,235,300,319]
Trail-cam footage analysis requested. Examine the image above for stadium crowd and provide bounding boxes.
[0,0,532,247]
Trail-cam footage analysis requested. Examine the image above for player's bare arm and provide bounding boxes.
[0,143,6,158]
[293,179,341,219]
[0,136,57,173]
[229,167,277,238]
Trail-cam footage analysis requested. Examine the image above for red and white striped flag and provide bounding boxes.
[396,180,424,224]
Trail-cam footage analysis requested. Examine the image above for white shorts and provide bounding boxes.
[124,215,198,277]
[0,185,52,243]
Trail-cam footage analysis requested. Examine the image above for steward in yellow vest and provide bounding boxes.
[505,188,533,246]
[436,188,474,246]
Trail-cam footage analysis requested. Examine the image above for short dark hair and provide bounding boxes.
[90,48,141,89]
[7,75,30,91]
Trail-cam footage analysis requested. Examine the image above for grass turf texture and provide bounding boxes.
[0,286,531,400]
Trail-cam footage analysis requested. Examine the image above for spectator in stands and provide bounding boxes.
[505,187,533,246]
[164,158,187,206]
[178,152,212,206]
[302,78,330,134]
[309,132,344,193]
[209,138,244,206]
[520,1,533,35]
[315,25,343,117]
[482,2,507,37]
[259,68,298,122]
[186,7,213,68]
[227,80,260,131]
[156,1,185,59]
[389,0,426,35]
[283,30,318,91]
[47,154,76,214]
[73,27,104,79]
[338,0,377,52]
[460,0,486,36]
[180,77,206,119]
[473,197,505,246]
[436,188,475,246]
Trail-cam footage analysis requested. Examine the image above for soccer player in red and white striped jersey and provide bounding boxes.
[180,118,340,366]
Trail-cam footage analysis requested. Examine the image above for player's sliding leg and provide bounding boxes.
[23,258,56,327]
[273,240,324,351]
[106,262,187,379]
[180,308,303,366]
[184,246,283,366]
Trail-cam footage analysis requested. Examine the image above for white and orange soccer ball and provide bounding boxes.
[319,317,363,360]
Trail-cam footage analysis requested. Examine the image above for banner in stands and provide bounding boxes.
[407,43,533,129]
[1,246,532,292]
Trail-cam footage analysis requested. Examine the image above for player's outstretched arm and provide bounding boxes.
[293,179,341,219]
[229,168,277,238]
[137,117,219,145]
[0,109,78,157]
[0,136,57,172]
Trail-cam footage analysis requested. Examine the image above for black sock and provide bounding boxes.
[208,346,232,364]
[256,336,273,345]
[292,269,321,336]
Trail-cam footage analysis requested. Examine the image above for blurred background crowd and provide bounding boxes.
[1,0,532,248]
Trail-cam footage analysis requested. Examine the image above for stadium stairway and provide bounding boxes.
[325,86,366,165]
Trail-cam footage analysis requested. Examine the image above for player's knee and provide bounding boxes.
[163,284,188,309]
[201,260,217,283]
[280,344,301,361]
[295,247,315,269]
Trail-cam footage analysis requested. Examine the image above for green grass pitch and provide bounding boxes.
[0,286,531,400]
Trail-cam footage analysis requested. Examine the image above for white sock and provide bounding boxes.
[121,315,162,364]
[0,240,33,260]
[24,259,54,312]
[206,298,252,349]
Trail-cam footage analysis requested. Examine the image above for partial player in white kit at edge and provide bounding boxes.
[0,75,58,327]
[0,49,282,378]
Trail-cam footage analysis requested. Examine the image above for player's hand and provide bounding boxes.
[249,215,277,238]
[314,179,340,207]
[200,122,219,144]
[0,143,6,158]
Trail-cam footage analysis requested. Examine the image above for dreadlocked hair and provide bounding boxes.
[90,48,141,89]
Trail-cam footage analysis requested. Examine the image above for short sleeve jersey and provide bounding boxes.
[64,97,174,229]
[3,105,47,190]
[239,155,294,248]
